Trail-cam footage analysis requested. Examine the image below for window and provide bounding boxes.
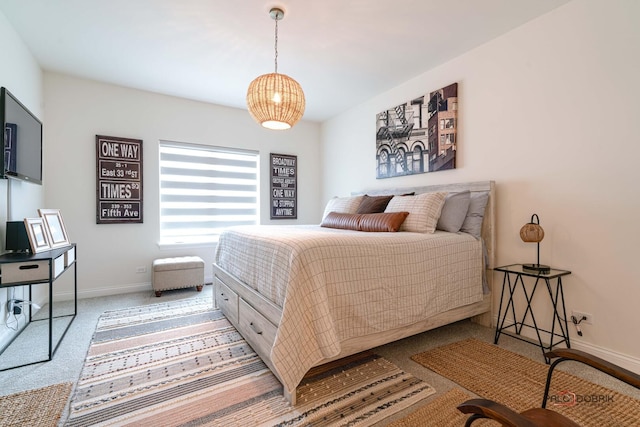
[159,141,259,245]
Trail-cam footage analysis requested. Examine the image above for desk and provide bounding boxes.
[494,264,571,363]
[0,244,77,371]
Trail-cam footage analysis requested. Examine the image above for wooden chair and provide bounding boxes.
[457,348,640,427]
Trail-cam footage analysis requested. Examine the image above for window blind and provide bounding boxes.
[159,141,259,244]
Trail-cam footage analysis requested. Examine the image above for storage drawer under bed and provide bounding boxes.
[238,298,277,359]
[214,278,238,325]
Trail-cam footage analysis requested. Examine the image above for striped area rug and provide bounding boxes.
[65,297,434,426]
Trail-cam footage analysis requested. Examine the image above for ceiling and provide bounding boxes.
[0,0,570,122]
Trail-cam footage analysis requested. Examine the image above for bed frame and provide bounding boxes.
[213,180,495,404]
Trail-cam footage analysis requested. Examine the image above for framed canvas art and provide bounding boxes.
[376,82,458,179]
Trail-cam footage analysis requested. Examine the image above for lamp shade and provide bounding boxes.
[246,72,305,130]
[520,222,545,243]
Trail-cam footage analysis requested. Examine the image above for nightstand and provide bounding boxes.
[494,264,571,363]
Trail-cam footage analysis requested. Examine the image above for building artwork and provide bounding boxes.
[376,82,458,179]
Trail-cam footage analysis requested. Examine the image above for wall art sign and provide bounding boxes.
[96,135,143,223]
[375,82,458,179]
[270,153,297,219]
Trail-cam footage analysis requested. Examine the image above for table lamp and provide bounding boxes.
[520,213,550,274]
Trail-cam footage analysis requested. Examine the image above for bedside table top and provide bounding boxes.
[494,264,571,279]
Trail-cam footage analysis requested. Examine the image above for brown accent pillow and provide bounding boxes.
[356,195,394,214]
[321,212,409,232]
[359,212,409,232]
[320,212,361,230]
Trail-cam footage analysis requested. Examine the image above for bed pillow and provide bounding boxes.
[356,194,394,214]
[384,192,447,233]
[358,212,409,232]
[321,212,409,232]
[320,212,361,230]
[436,190,471,232]
[460,191,490,239]
[322,195,364,220]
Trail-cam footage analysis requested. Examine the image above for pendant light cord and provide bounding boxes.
[274,17,279,74]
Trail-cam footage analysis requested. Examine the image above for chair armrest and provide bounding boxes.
[546,348,640,389]
[457,398,539,427]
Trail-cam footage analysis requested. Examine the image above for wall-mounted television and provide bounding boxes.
[1,87,43,185]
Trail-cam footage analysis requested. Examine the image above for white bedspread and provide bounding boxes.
[214,225,483,393]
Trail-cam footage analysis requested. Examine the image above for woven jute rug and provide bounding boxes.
[409,338,640,426]
[66,297,435,426]
[0,382,72,427]
[386,388,475,427]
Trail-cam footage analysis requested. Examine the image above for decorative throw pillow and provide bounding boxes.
[460,191,490,239]
[384,192,447,233]
[437,190,471,233]
[320,212,361,230]
[322,195,364,220]
[356,194,394,214]
[321,212,409,232]
[358,212,409,232]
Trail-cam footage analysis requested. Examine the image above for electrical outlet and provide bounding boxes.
[571,310,593,325]
[135,266,147,273]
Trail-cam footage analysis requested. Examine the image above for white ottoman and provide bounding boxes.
[152,256,205,297]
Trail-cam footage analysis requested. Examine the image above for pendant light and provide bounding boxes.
[246,7,305,130]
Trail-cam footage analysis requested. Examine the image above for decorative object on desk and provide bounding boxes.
[23,217,51,253]
[38,208,70,249]
[520,213,550,273]
[5,221,31,252]
[246,7,305,130]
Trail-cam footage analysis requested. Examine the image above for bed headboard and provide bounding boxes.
[353,180,496,271]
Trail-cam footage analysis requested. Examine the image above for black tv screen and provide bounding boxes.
[1,87,43,185]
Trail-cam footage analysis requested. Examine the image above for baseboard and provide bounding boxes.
[53,282,153,301]
[569,339,640,375]
[492,314,640,374]
[51,273,215,302]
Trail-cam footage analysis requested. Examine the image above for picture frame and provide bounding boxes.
[38,209,70,248]
[23,217,51,253]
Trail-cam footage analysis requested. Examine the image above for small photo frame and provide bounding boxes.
[38,209,70,249]
[24,218,51,253]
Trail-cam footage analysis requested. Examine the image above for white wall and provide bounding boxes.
[43,72,321,299]
[321,0,640,369]
[0,10,44,346]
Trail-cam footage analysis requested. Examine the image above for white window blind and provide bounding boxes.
[159,141,259,245]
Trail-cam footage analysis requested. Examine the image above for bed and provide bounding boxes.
[213,180,495,404]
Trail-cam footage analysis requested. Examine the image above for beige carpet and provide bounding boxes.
[65,297,435,426]
[0,382,72,427]
[408,338,640,427]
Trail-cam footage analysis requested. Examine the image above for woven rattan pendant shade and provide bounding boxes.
[246,7,305,130]
[246,72,305,130]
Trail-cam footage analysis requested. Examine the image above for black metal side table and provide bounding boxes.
[494,264,571,363]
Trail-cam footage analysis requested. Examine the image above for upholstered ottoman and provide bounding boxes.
[152,256,205,297]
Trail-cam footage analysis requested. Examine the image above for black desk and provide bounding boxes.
[494,264,571,363]
[0,244,77,370]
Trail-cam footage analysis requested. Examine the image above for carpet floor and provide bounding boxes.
[409,338,640,426]
[65,297,435,426]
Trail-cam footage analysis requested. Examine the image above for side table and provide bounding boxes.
[494,264,571,363]
[0,244,77,370]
